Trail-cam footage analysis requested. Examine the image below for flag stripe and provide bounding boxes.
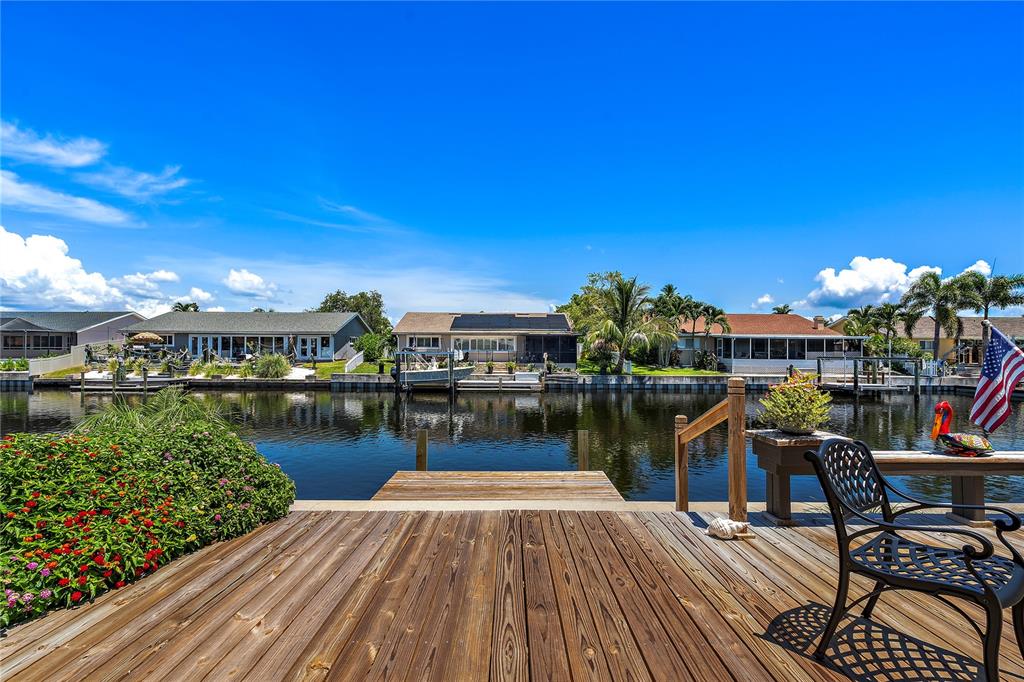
[970,325,1024,434]
[974,355,1024,424]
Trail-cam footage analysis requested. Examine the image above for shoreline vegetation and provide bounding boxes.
[0,388,295,627]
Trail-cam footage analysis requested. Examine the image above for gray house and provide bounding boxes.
[393,312,578,365]
[1,311,146,359]
[122,311,372,361]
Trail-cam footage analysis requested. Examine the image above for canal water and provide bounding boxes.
[2,389,1022,503]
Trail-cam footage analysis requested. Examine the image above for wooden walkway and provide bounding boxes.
[3,511,1022,681]
[372,470,624,501]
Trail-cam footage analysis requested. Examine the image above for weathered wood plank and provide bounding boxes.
[372,470,623,501]
[522,509,572,681]
[490,510,529,682]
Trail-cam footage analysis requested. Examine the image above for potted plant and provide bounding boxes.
[378,360,385,374]
[757,371,832,435]
[486,360,494,374]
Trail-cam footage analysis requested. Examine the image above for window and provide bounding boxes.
[320,336,330,348]
[807,339,825,355]
[720,338,732,359]
[733,338,750,359]
[260,337,273,354]
[162,335,174,346]
[231,336,244,353]
[677,337,694,350]
[826,339,844,354]
[453,337,514,352]
[919,340,935,351]
[3,335,24,349]
[769,339,788,359]
[752,339,768,359]
[787,339,806,360]
[409,336,440,349]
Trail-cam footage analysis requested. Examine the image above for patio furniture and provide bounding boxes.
[804,438,1024,682]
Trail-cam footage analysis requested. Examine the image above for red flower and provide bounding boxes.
[115,581,125,588]
[143,519,153,528]
[77,575,87,586]
[117,518,129,525]
[71,591,83,602]
[58,578,70,586]
[79,564,89,572]
[5,512,14,519]
[31,491,40,498]
[102,570,112,578]
[101,509,111,516]
[26,500,37,508]
[36,521,47,529]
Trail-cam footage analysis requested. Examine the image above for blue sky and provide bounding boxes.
[1,2,1022,319]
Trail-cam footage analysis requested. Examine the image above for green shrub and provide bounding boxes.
[0,359,29,371]
[201,362,234,378]
[0,388,294,626]
[188,361,205,377]
[237,361,254,378]
[107,358,120,374]
[757,371,832,434]
[353,333,387,363]
[253,354,290,379]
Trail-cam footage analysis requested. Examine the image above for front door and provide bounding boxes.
[296,336,319,360]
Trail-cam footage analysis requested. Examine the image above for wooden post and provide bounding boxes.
[111,364,117,393]
[80,371,86,393]
[142,366,148,394]
[727,377,747,522]
[674,415,689,512]
[577,429,589,471]
[913,360,921,398]
[416,429,428,471]
[852,359,860,393]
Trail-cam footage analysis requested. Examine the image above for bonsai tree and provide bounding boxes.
[757,371,832,435]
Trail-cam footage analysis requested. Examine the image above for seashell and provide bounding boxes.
[705,517,750,539]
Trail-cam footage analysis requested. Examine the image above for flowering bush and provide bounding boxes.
[1,412,294,626]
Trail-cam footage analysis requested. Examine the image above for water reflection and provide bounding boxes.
[2,389,1021,502]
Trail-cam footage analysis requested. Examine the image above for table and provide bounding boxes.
[750,429,1024,526]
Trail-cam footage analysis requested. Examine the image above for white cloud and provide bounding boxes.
[111,270,181,296]
[963,259,992,277]
[187,287,213,302]
[75,164,190,201]
[0,224,194,315]
[1,170,133,225]
[206,306,226,312]
[223,268,277,298]
[803,256,995,310]
[751,293,774,309]
[805,257,942,309]
[0,120,106,167]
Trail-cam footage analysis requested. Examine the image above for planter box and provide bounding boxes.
[750,429,845,525]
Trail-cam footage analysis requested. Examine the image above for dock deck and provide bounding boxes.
[372,470,624,501]
[4,510,1022,681]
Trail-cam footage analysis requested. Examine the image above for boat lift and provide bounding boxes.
[393,350,475,395]
[816,356,922,396]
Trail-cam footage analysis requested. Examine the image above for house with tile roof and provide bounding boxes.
[0,311,146,359]
[677,313,866,373]
[393,312,578,366]
[122,311,372,361]
[901,315,1024,365]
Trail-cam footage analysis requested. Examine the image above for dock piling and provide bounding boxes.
[727,377,747,522]
[674,415,688,512]
[416,429,428,471]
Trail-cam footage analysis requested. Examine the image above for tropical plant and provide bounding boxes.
[311,289,392,335]
[2,389,294,626]
[871,303,906,356]
[107,358,120,375]
[957,270,1024,361]
[843,305,878,337]
[556,271,621,338]
[757,371,832,434]
[771,304,792,314]
[253,354,290,379]
[0,358,29,371]
[701,305,732,338]
[506,361,516,373]
[901,272,971,362]
[171,301,200,312]
[585,274,677,373]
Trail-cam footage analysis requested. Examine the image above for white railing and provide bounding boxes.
[344,351,364,373]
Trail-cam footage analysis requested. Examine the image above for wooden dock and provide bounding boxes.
[372,470,624,501]
[4,509,1022,681]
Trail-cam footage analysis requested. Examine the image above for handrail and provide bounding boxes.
[673,377,747,522]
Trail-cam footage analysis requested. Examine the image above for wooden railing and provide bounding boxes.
[674,377,747,521]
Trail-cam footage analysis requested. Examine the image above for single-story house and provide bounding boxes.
[903,315,1024,364]
[1,311,146,359]
[122,311,372,362]
[677,313,866,373]
[393,312,578,366]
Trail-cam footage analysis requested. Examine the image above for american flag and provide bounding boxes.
[970,324,1024,432]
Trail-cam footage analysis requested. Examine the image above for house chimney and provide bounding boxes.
[813,315,826,330]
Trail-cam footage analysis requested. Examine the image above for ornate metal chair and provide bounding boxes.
[805,438,1024,681]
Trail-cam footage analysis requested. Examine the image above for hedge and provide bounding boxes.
[0,390,294,626]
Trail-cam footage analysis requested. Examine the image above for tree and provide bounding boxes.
[556,271,620,338]
[957,270,1024,361]
[585,274,676,372]
[311,289,391,335]
[252,307,276,313]
[872,303,905,355]
[701,305,732,338]
[901,272,970,362]
[171,301,199,312]
[771,304,792,314]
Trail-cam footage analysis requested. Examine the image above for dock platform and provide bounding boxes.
[3,509,1021,681]
[372,470,624,501]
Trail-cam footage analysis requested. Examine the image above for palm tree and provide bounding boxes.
[872,303,905,355]
[586,274,677,372]
[771,304,792,314]
[843,305,877,337]
[901,272,970,363]
[957,270,1024,361]
[702,305,732,338]
[171,301,199,312]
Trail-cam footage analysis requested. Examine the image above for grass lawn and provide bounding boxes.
[301,359,394,379]
[575,359,724,376]
[42,364,88,378]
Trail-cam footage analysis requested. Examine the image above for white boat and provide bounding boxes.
[399,365,475,385]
